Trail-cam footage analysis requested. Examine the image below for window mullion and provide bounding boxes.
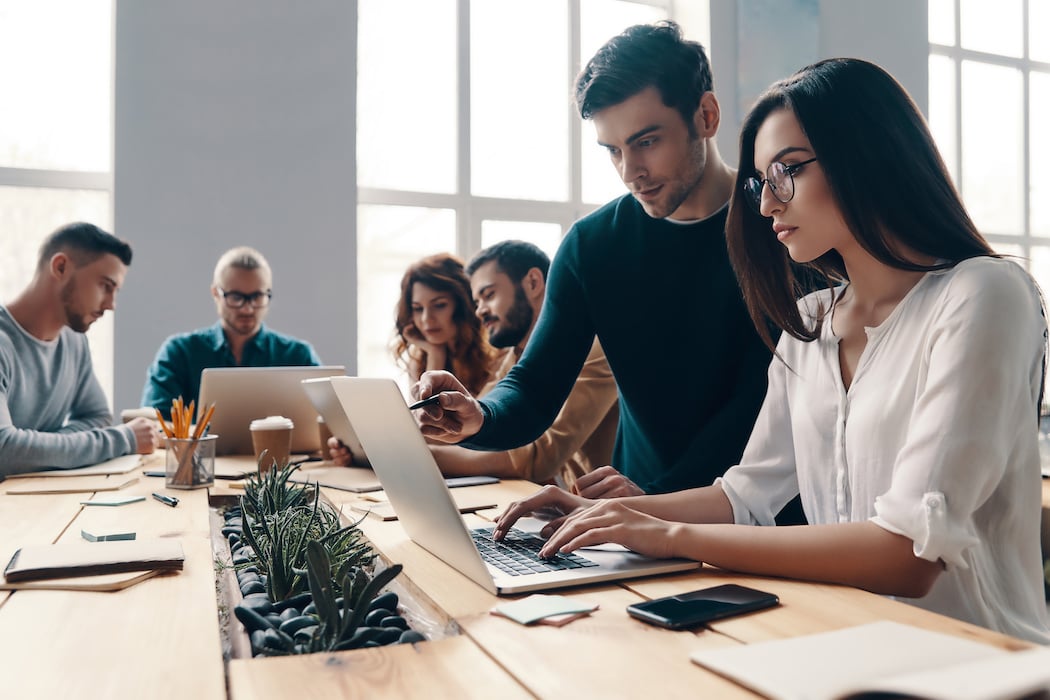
[457,0,474,257]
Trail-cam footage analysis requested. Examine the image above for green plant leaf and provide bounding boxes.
[305,540,340,639]
[341,564,403,643]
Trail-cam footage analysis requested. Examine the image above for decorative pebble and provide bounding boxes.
[380,615,408,630]
[278,615,317,636]
[364,608,392,627]
[369,591,398,613]
[293,625,318,643]
[240,580,267,596]
[239,593,274,613]
[374,628,402,645]
[348,626,381,647]
[249,630,267,651]
[398,630,426,644]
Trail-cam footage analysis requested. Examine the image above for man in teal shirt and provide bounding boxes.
[141,246,320,418]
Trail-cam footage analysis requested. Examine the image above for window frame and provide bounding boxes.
[356,0,673,256]
[0,0,115,405]
[929,0,1045,256]
[355,0,674,381]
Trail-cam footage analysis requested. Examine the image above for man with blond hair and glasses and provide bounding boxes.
[141,246,320,418]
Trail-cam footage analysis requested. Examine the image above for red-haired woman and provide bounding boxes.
[393,253,497,397]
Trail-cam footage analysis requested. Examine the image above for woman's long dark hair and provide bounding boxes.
[726,58,994,349]
[393,252,495,395]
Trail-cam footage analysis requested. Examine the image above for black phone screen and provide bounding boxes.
[626,584,779,630]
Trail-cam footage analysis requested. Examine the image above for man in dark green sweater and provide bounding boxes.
[419,21,798,520]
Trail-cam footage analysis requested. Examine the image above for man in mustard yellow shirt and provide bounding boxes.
[435,240,619,491]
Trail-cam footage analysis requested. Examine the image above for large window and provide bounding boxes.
[928,0,1048,288]
[356,0,675,383]
[0,1,114,404]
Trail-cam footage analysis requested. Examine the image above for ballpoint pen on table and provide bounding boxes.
[152,492,179,508]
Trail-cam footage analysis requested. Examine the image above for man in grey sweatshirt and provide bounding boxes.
[0,222,158,477]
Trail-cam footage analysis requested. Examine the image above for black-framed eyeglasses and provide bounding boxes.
[218,289,271,309]
[743,157,818,213]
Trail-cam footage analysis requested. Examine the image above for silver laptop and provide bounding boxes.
[329,376,699,595]
[300,377,370,467]
[198,366,346,455]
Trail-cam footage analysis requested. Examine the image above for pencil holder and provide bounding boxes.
[165,435,218,489]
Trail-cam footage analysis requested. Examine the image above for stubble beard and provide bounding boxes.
[638,135,707,220]
[486,287,534,349]
[60,279,92,333]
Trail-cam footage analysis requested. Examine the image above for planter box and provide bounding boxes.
[208,493,458,660]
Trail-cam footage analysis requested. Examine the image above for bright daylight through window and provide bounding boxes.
[928,0,1048,291]
[355,0,672,384]
[0,0,114,405]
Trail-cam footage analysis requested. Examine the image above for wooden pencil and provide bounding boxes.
[192,403,216,441]
[154,408,175,439]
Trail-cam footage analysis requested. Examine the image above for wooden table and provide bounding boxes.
[0,455,1035,699]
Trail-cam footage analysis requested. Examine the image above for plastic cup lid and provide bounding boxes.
[249,415,295,430]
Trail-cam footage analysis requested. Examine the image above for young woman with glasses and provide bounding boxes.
[487,58,1049,643]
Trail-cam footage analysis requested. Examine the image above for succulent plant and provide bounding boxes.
[302,540,403,653]
[237,458,376,602]
[240,456,311,517]
[230,455,414,655]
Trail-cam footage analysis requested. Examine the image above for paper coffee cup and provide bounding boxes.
[317,416,334,458]
[250,415,294,473]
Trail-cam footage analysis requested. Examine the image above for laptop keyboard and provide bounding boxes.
[471,527,599,577]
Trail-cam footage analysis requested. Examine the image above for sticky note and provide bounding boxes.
[491,594,598,625]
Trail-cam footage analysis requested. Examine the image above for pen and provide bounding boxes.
[152,492,179,508]
[408,393,444,411]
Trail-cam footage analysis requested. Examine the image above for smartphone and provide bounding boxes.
[444,475,499,488]
[626,584,779,630]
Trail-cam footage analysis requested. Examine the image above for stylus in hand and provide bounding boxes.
[408,393,444,411]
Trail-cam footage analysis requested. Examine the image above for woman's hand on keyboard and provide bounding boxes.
[535,500,677,560]
[493,485,591,542]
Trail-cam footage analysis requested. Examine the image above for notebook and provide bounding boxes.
[3,539,185,583]
[300,376,370,466]
[329,376,699,595]
[689,620,1050,700]
[5,454,142,479]
[4,476,138,495]
[197,366,346,455]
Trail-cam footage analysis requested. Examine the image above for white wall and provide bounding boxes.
[113,1,358,412]
[707,0,927,168]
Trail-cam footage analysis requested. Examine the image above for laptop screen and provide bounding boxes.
[198,366,346,455]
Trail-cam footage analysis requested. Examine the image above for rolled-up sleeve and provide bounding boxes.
[870,262,1044,569]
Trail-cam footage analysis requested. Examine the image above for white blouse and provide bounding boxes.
[719,257,1050,644]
